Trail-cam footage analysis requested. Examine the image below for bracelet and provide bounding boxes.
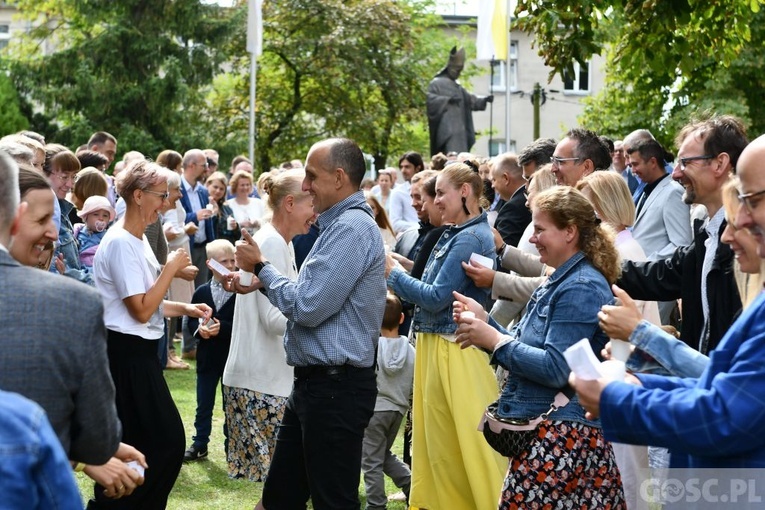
[74,462,87,472]
[496,243,506,256]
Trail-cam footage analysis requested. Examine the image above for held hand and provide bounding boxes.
[176,264,199,282]
[235,229,262,272]
[486,94,494,103]
[454,315,503,351]
[54,253,65,274]
[598,285,643,341]
[225,272,263,295]
[202,318,220,338]
[451,291,488,323]
[196,208,213,221]
[390,252,414,272]
[461,260,495,288]
[187,303,212,323]
[492,228,504,251]
[113,442,147,469]
[84,457,144,499]
[166,249,191,275]
[568,372,643,421]
[601,341,636,361]
[184,222,199,235]
[384,253,401,278]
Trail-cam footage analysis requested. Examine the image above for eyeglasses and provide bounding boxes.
[677,155,715,171]
[143,189,169,200]
[550,156,581,166]
[50,171,76,184]
[196,161,209,168]
[738,188,765,212]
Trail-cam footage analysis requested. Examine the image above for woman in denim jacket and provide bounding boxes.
[385,162,506,510]
[454,187,626,510]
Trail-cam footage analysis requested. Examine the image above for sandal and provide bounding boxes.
[166,358,190,370]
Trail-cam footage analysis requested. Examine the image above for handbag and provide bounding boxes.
[478,391,571,458]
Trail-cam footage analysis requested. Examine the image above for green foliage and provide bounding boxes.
[199,0,456,172]
[9,0,236,156]
[516,0,765,148]
[0,69,28,135]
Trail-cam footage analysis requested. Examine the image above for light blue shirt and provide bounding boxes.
[182,176,207,244]
[259,191,387,368]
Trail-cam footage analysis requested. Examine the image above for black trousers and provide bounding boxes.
[88,330,185,510]
[262,366,377,510]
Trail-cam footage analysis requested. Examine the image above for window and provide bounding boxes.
[490,41,518,93]
[0,25,10,51]
[563,61,590,94]
[489,140,516,157]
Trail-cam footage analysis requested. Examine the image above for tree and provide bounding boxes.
[199,0,459,172]
[514,0,765,145]
[9,0,236,156]
[0,69,28,135]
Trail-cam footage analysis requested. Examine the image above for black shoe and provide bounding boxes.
[183,444,208,462]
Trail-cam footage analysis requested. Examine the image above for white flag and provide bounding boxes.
[476,0,507,61]
[246,0,263,56]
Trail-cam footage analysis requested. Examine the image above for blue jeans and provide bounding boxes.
[263,366,377,510]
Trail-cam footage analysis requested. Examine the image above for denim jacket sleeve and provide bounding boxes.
[626,320,709,378]
[388,231,486,313]
[491,281,605,388]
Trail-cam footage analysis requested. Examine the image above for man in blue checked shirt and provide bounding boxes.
[572,133,765,469]
[234,138,387,510]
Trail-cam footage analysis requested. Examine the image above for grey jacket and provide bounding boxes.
[0,249,121,464]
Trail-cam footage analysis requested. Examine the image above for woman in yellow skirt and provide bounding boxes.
[386,162,506,509]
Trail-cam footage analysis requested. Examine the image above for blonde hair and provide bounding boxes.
[115,160,168,204]
[267,169,310,212]
[229,170,254,196]
[577,171,636,229]
[528,167,556,194]
[411,169,437,187]
[533,187,621,284]
[205,171,228,188]
[206,239,235,260]
[440,162,488,210]
[722,178,765,308]
[258,171,275,197]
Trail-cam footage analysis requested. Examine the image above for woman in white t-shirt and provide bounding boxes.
[92,160,211,509]
[225,170,264,235]
[222,169,316,481]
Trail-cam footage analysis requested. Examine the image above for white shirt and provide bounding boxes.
[94,226,164,339]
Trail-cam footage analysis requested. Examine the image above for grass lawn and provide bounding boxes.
[75,357,409,509]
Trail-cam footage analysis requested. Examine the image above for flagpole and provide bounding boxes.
[247,0,262,168]
[504,0,511,152]
[249,57,256,165]
[489,56,495,155]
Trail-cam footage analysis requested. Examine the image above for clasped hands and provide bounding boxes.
[225,229,265,294]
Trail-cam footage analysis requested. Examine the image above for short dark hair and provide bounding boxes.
[566,128,612,170]
[675,115,748,172]
[381,293,403,330]
[631,139,665,167]
[600,136,615,154]
[76,149,109,169]
[87,131,117,148]
[398,151,424,172]
[518,137,557,168]
[326,138,366,188]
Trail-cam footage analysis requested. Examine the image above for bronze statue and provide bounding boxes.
[427,47,493,156]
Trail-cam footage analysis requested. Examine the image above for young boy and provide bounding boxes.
[184,240,237,462]
[361,293,415,509]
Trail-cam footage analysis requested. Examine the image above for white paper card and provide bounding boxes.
[563,338,603,381]
[469,252,494,269]
[125,460,145,477]
[208,258,232,277]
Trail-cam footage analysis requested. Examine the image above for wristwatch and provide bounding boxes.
[254,261,271,277]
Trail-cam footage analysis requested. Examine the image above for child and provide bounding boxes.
[184,239,237,462]
[74,195,115,271]
[361,293,414,509]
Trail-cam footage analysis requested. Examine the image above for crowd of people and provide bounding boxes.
[1,113,765,510]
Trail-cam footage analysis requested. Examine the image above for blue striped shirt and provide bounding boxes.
[258,191,387,368]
